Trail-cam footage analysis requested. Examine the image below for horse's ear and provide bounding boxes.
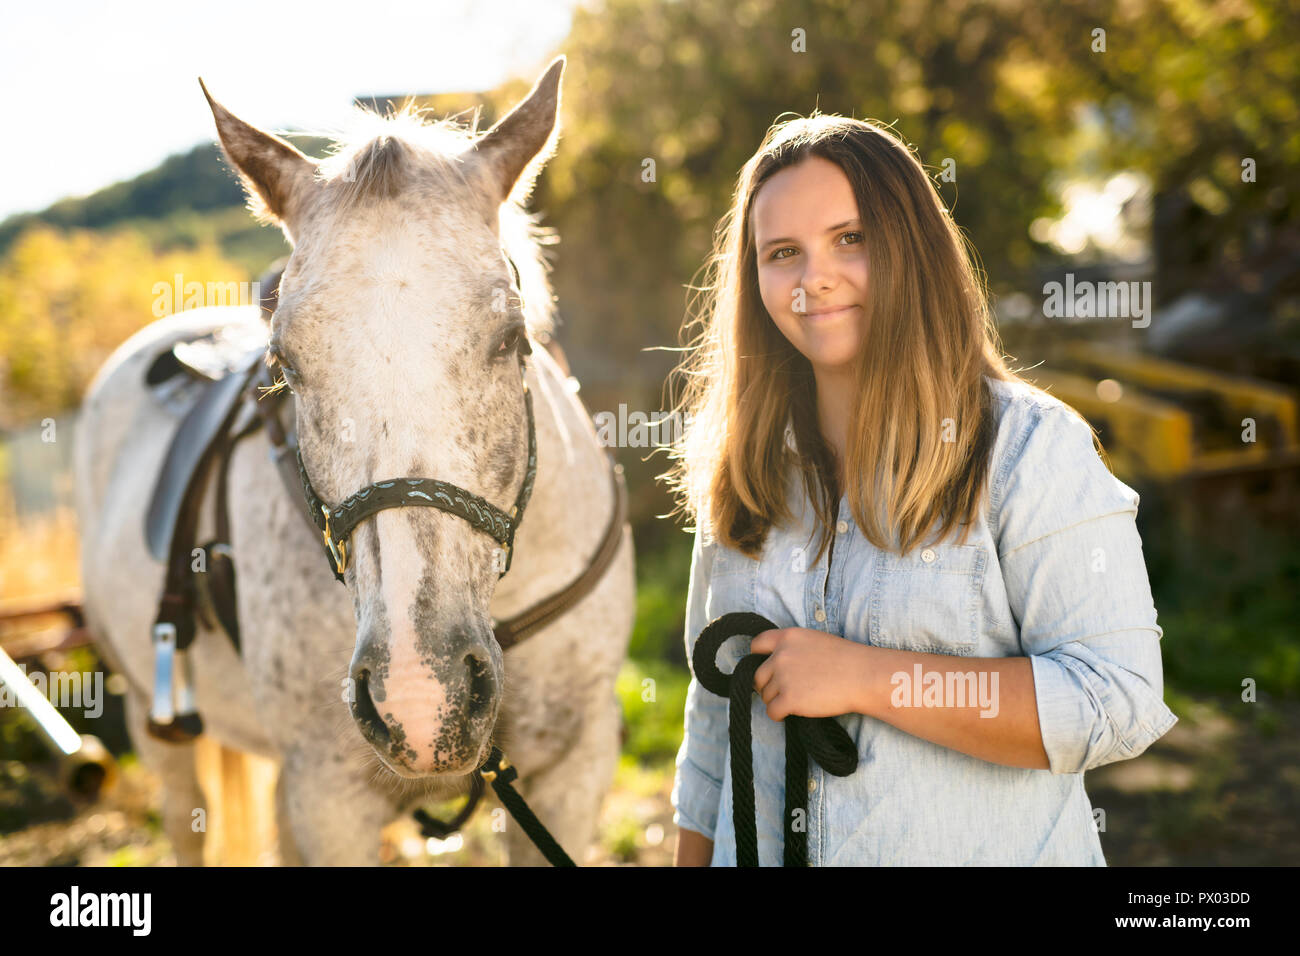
[199,78,317,241]
[469,56,565,207]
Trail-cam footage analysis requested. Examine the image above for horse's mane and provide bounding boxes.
[286,102,558,340]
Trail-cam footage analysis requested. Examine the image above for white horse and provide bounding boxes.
[72,57,635,865]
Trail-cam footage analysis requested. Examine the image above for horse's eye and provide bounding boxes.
[267,345,302,388]
[497,326,531,359]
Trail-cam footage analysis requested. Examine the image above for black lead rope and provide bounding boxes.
[415,746,576,867]
[476,746,576,867]
[692,612,859,866]
[412,773,485,841]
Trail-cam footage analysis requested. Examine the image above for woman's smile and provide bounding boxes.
[802,304,860,323]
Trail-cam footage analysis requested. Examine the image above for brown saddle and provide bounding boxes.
[144,348,265,562]
[140,262,289,739]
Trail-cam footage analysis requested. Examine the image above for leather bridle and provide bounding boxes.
[293,344,537,584]
[250,261,628,654]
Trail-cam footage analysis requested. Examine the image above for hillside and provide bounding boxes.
[0,136,332,276]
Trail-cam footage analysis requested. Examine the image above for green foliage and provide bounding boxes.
[0,760,76,833]
[617,533,697,765]
[628,532,693,664]
[107,846,147,867]
[1143,504,1300,698]
[604,817,641,863]
[107,206,290,278]
[0,225,247,426]
[616,658,691,763]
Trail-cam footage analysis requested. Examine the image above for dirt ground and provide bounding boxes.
[1087,692,1300,866]
[1,690,1296,867]
[0,751,677,867]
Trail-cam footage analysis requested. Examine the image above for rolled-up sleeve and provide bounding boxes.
[670,527,729,840]
[994,400,1178,774]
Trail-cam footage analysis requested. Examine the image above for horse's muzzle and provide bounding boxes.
[347,628,500,775]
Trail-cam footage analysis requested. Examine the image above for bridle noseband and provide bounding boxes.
[293,341,537,585]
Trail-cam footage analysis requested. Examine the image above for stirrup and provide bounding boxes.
[145,622,204,742]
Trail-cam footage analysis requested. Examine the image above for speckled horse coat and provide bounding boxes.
[73,57,635,865]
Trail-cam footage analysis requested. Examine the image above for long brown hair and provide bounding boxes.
[663,112,1050,563]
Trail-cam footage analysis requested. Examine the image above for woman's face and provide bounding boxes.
[752,156,869,379]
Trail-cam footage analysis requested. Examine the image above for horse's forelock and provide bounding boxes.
[304,104,556,338]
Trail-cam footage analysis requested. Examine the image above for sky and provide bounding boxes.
[0,0,583,221]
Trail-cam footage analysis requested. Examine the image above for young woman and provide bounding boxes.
[663,113,1177,866]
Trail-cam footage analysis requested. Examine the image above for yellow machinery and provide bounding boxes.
[1022,342,1300,483]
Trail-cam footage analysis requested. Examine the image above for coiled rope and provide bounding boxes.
[692,612,859,866]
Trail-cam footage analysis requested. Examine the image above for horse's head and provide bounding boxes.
[201,59,564,777]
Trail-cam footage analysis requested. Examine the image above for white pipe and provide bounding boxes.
[0,645,83,755]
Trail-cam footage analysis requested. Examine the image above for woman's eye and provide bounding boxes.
[769,232,863,261]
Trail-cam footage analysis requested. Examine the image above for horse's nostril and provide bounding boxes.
[351,669,390,746]
[465,653,493,719]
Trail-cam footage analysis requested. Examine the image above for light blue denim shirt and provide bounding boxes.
[671,376,1178,865]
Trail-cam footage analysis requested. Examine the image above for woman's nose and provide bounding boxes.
[799,257,837,299]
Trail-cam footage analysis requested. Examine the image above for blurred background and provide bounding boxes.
[1,0,1297,865]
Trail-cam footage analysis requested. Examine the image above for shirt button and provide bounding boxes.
[921,548,936,563]
[814,608,826,622]
[808,778,817,793]
[836,520,849,534]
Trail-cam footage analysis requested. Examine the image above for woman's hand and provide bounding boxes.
[749,627,868,720]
